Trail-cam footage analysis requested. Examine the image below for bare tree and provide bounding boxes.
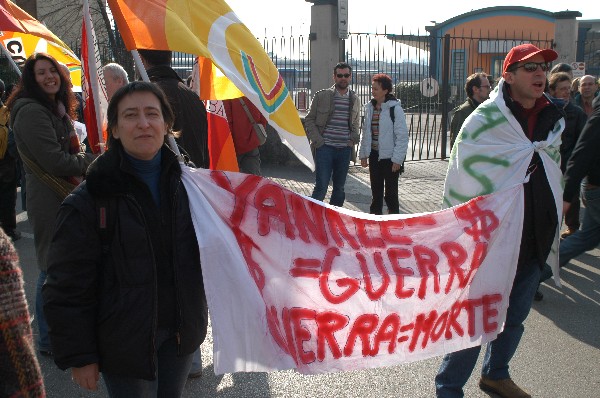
[37,0,133,76]
[14,0,38,18]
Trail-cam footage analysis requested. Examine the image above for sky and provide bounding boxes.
[224,1,598,37]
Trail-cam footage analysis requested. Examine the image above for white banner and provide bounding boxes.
[182,168,524,375]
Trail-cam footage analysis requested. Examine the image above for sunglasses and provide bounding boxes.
[511,62,550,73]
[336,73,351,78]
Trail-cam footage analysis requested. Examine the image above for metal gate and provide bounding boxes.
[256,29,554,161]
[343,30,553,161]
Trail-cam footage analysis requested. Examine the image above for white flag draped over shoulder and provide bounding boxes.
[182,168,524,375]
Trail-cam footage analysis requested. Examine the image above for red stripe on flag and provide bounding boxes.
[206,100,239,172]
[81,19,102,154]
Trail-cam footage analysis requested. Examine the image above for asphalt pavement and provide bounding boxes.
[11,159,600,397]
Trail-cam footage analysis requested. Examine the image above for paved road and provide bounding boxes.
[12,160,600,397]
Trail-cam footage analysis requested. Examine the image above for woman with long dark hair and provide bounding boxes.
[43,81,208,397]
[6,52,95,357]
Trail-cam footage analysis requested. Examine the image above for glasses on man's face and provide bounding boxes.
[512,62,550,73]
[478,84,491,89]
[336,73,351,78]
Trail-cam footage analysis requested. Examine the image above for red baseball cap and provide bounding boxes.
[502,43,558,74]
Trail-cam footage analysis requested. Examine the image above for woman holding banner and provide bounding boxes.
[6,52,95,358]
[359,73,409,215]
[43,82,208,396]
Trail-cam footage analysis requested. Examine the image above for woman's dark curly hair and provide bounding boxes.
[6,52,76,119]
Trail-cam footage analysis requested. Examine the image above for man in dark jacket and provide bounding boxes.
[436,44,564,398]
[540,95,600,280]
[573,75,598,116]
[449,72,492,148]
[138,50,210,168]
[547,72,587,238]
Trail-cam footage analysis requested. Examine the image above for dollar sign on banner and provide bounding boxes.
[454,199,499,242]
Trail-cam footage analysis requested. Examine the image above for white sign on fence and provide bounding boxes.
[571,62,585,78]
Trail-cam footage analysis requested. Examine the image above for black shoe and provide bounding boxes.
[534,290,544,301]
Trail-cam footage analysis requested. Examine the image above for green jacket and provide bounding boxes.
[11,98,94,270]
[450,98,479,147]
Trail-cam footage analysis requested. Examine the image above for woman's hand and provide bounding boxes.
[360,159,368,168]
[392,162,402,173]
[72,363,99,391]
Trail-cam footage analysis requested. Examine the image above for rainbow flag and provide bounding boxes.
[0,0,81,90]
[107,0,314,170]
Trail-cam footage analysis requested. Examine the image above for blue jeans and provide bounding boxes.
[103,329,193,398]
[311,144,351,207]
[190,347,202,374]
[36,270,51,351]
[540,186,600,283]
[435,261,541,397]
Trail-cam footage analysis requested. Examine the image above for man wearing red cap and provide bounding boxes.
[436,43,565,398]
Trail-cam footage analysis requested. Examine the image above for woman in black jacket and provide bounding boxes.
[43,81,208,397]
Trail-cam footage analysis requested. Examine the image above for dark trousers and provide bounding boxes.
[368,150,400,215]
[237,147,261,176]
[103,329,193,398]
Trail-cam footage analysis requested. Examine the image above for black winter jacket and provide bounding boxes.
[564,95,600,202]
[558,101,587,173]
[43,143,208,380]
[503,86,564,268]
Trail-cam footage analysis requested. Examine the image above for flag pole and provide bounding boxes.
[0,44,22,76]
[131,49,184,163]
[82,0,106,153]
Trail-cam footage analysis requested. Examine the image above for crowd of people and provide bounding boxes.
[1,41,599,398]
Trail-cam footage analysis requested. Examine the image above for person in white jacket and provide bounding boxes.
[358,74,409,214]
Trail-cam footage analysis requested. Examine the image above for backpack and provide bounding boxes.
[389,105,405,174]
[0,106,9,159]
